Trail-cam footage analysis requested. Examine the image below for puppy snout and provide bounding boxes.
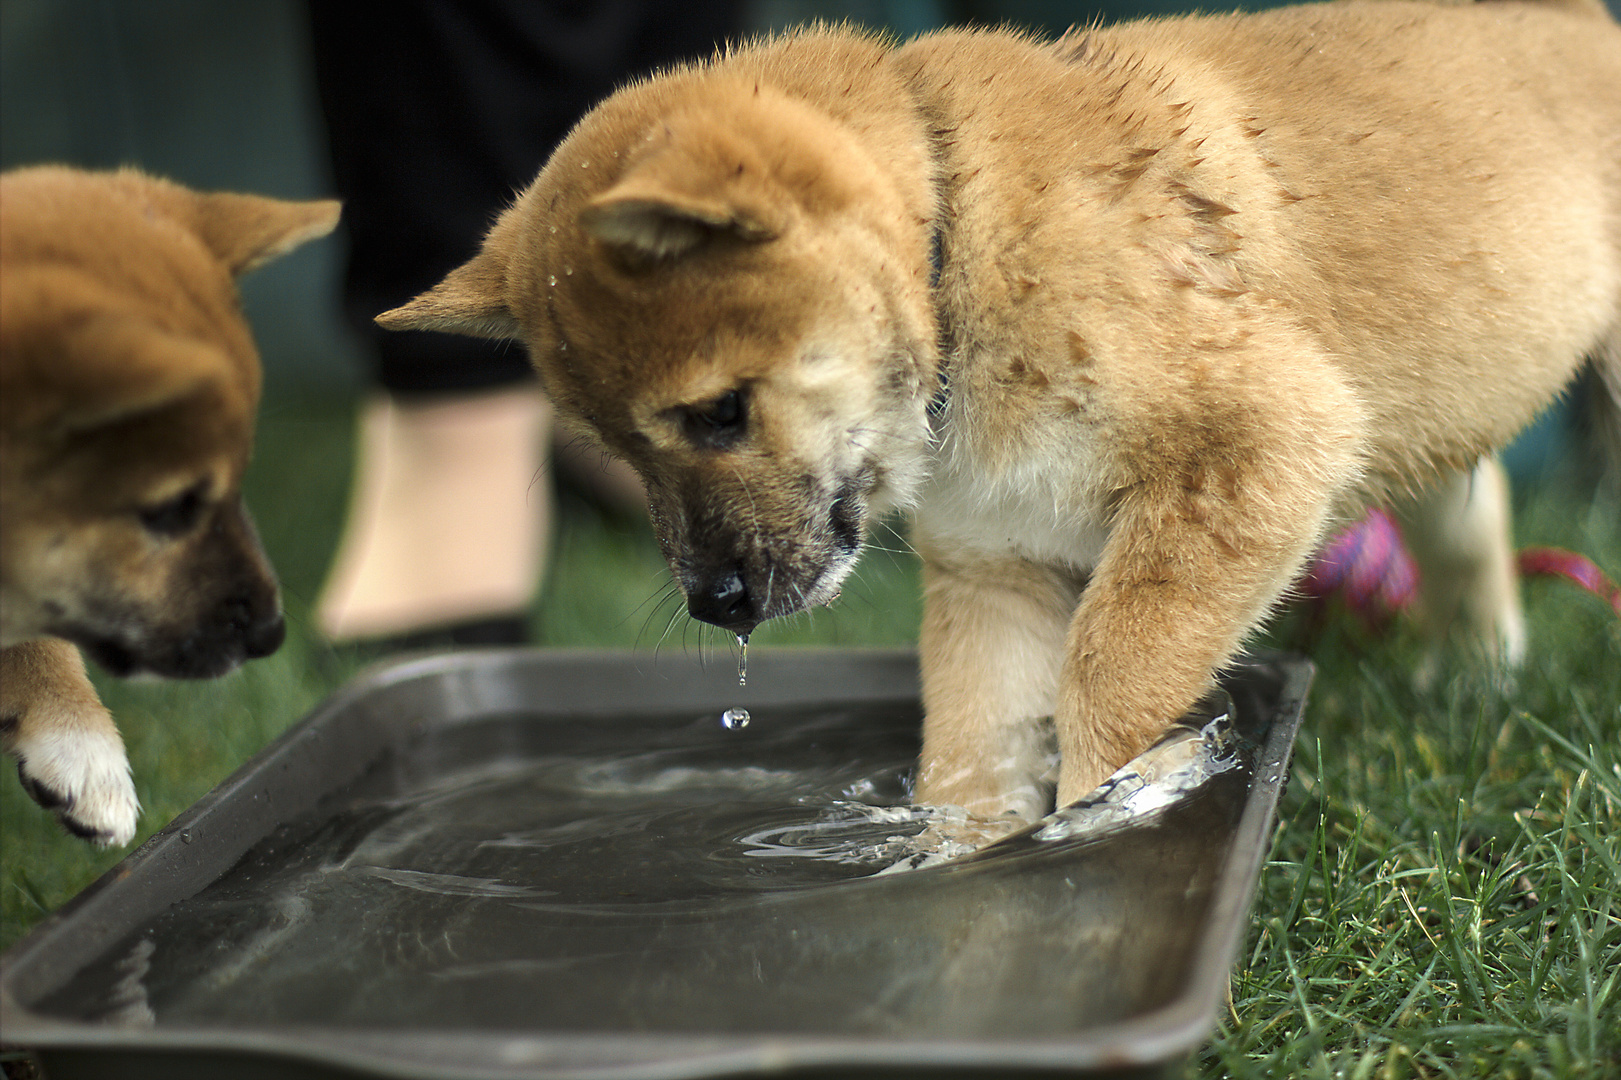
[686,568,760,634]
[210,500,284,662]
[155,590,282,678]
[224,594,285,659]
[245,615,285,659]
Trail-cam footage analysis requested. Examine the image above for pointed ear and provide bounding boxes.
[579,128,783,268]
[580,190,777,266]
[186,191,342,277]
[374,247,522,341]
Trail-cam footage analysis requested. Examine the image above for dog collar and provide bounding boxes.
[926,219,951,420]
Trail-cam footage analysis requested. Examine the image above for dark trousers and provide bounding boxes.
[309,0,744,395]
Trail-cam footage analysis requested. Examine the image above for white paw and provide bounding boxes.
[14,719,140,848]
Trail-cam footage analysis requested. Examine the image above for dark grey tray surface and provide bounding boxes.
[1,648,1311,1079]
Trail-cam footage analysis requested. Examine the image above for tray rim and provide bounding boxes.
[0,646,1312,1079]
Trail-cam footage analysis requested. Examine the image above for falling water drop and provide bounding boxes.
[720,707,751,731]
[736,633,749,687]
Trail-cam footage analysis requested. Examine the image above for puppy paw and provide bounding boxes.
[12,719,140,848]
[914,808,1028,853]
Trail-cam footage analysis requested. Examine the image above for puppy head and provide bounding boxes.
[381,71,939,632]
[0,166,340,675]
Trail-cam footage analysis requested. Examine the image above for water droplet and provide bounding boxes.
[736,633,749,687]
[179,829,193,844]
[564,266,573,276]
[721,707,751,731]
[547,275,557,287]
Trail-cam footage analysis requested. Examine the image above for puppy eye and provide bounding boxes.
[678,387,748,450]
[137,481,208,537]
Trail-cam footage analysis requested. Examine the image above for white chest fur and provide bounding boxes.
[911,425,1112,575]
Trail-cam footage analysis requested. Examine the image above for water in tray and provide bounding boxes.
[38,694,1256,1038]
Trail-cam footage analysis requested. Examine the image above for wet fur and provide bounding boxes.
[381,0,1621,819]
[0,166,339,845]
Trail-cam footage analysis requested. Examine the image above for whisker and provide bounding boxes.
[639,582,686,654]
[877,516,920,550]
[859,539,917,557]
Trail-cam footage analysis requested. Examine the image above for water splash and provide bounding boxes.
[1031,705,1240,845]
[738,803,933,865]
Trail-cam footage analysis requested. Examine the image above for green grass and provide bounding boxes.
[1206,480,1621,1079]
[2,397,1617,1079]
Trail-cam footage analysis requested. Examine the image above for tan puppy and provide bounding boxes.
[381,0,1621,821]
[1,166,339,845]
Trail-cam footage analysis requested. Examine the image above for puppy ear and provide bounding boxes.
[579,125,783,267]
[374,247,523,341]
[184,192,342,277]
[580,190,777,266]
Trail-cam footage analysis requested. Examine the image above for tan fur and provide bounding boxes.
[0,166,339,845]
[380,1,1621,817]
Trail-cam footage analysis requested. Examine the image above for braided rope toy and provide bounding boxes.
[1301,509,1620,626]
[1515,545,1621,614]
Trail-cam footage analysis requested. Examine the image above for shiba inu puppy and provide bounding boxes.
[380,0,1621,821]
[1,166,339,845]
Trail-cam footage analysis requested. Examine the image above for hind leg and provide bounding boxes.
[1390,456,1526,673]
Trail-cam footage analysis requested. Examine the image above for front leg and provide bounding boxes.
[913,548,1083,820]
[1054,443,1351,805]
[1,638,140,847]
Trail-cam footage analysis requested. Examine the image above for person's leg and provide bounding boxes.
[307,0,739,644]
[316,387,553,642]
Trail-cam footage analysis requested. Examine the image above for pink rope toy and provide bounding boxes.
[1516,545,1621,614]
[1301,509,1621,625]
[1300,508,1418,627]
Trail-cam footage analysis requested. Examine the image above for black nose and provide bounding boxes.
[686,569,759,634]
[222,593,285,659]
[244,614,286,659]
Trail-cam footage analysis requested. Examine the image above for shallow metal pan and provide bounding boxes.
[1,648,1311,1079]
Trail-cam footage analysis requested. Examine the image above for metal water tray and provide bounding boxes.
[1,648,1311,1079]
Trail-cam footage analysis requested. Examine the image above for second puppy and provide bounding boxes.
[1,166,340,845]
